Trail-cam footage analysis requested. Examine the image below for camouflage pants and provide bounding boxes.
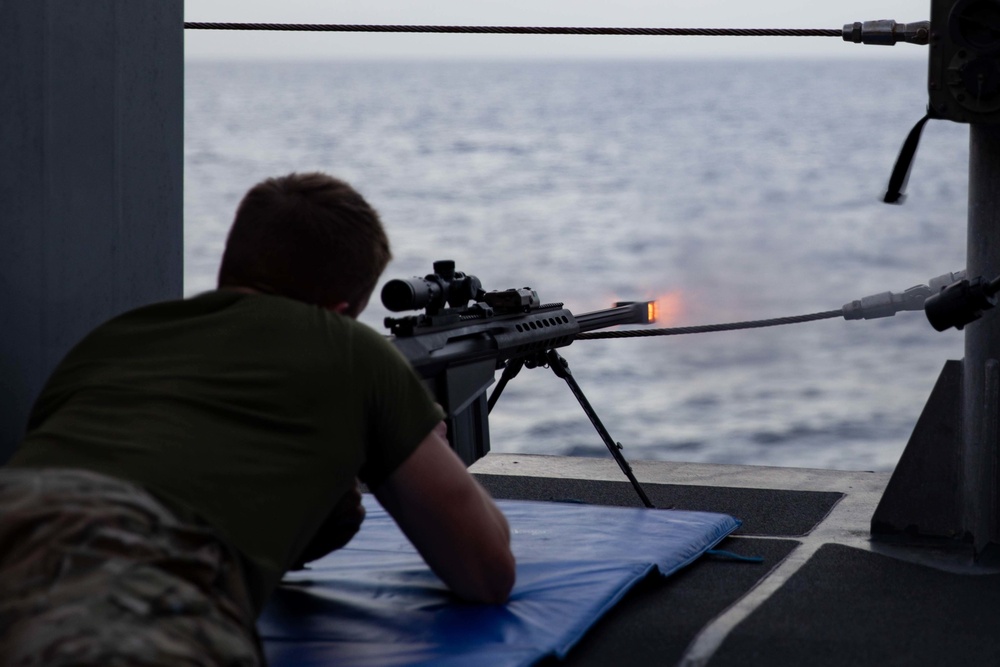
[0,468,263,666]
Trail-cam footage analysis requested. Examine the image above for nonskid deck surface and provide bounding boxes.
[471,454,1000,666]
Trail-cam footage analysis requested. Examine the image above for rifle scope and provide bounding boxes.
[381,259,484,313]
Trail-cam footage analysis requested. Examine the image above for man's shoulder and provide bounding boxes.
[337,316,406,364]
[111,291,330,329]
[96,291,244,327]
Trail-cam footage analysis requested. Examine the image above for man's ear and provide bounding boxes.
[329,302,352,315]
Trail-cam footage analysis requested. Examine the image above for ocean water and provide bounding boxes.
[185,58,970,472]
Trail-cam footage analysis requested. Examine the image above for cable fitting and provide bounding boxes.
[842,286,929,320]
[928,271,967,293]
[842,270,966,320]
[842,20,929,46]
[925,277,997,331]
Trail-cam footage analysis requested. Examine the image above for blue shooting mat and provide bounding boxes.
[258,494,740,667]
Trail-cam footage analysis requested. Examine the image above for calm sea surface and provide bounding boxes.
[185,59,970,472]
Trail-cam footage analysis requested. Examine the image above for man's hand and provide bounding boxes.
[290,481,366,570]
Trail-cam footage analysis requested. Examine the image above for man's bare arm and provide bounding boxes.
[373,422,515,604]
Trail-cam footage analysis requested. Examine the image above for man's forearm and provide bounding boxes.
[374,426,516,604]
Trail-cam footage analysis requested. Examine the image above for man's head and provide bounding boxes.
[218,172,391,317]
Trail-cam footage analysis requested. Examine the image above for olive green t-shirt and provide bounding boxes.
[8,291,443,612]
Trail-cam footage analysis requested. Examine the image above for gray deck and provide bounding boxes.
[471,454,1000,666]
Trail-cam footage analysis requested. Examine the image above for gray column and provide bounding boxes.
[962,124,1000,550]
[0,0,184,462]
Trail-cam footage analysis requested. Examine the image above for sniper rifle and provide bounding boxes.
[383,260,657,507]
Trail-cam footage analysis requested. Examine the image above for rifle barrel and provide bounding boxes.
[575,301,653,333]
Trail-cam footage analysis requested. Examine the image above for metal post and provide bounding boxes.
[872,0,1000,552]
[962,124,1000,550]
[0,1,184,463]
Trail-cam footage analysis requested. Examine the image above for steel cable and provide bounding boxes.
[576,310,844,339]
[184,23,841,38]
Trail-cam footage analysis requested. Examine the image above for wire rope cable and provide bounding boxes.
[183,23,841,38]
[576,310,844,339]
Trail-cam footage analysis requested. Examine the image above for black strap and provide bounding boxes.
[883,109,937,204]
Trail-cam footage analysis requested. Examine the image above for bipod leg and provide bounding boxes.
[541,349,655,509]
[488,358,524,414]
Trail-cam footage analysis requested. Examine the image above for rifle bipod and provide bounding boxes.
[488,349,655,509]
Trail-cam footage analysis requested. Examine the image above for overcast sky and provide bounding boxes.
[185,0,931,60]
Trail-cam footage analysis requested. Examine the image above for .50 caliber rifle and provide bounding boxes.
[382,260,658,507]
